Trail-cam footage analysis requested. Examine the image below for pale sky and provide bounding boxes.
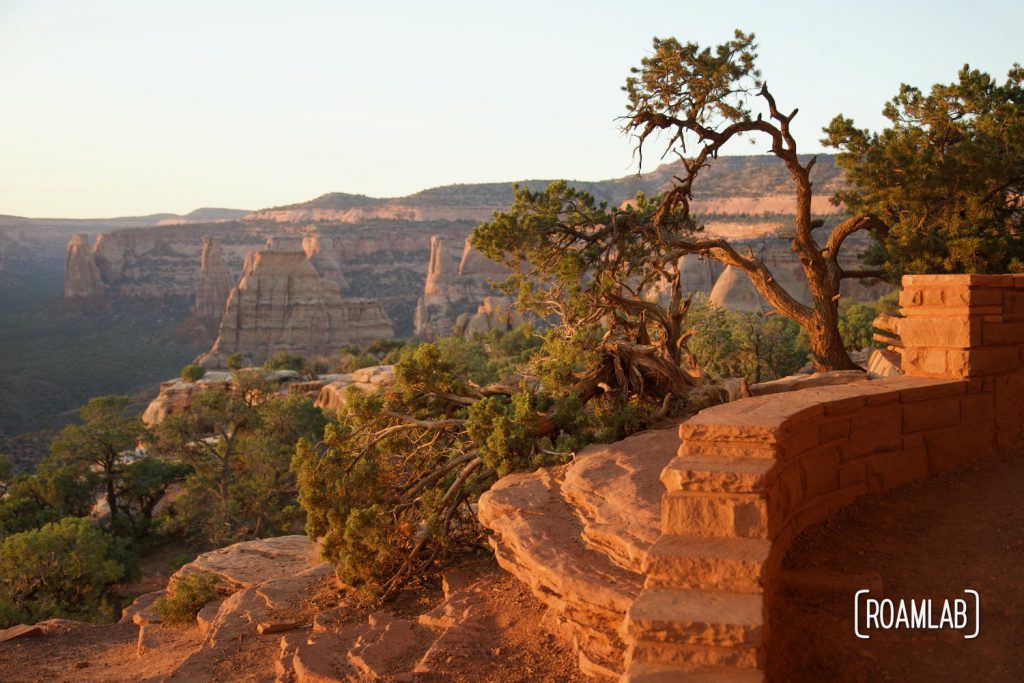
[0,0,1020,218]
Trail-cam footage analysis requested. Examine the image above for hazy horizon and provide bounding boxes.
[1,0,1021,218]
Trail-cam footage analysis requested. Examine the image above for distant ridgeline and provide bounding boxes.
[52,154,883,344]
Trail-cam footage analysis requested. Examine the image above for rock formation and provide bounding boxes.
[478,427,680,678]
[63,234,107,298]
[193,237,234,321]
[198,249,394,367]
[141,371,233,426]
[302,231,348,290]
[314,365,395,413]
[679,254,724,296]
[708,265,772,312]
[142,366,392,426]
[452,296,523,336]
[92,533,581,681]
[413,236,508,339]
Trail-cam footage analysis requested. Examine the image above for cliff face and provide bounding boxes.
[64,234,107,298]
[62,220,467,336]
[56,154,879,335]
[413,236,506,339]
[193,237,234,320]
[302,231,348,290]
[679,254,725,297]
[198,249,394,367]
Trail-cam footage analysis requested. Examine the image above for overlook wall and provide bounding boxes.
[626,274,1024,681]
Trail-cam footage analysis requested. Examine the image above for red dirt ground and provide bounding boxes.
[0,554,583,682]
[768,450,1024,682]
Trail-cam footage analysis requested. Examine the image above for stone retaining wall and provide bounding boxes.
[626,275,1024,681]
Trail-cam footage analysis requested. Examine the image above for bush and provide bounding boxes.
[226,352,244,371]
[365,338,406,356]
[263,351,304,372]
[180,364,206,383]
[151,571,221,624]
[335,352,380,374]
[686,298,808,383]
[0,462,97,539]
[302,357,330,377]
[0,517,135,627]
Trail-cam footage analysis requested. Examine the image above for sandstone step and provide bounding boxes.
[625,638,758,671]
[293,631,357,682]
[661,490,768,538]
[624,663,764,683]
[623,588,762,648]
[642,536,771,592]
[347,613,431,678]
[660,455,775,494]
[562,426,681,571]
[479,466,643,677]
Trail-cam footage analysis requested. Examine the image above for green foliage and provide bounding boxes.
[836,292,899,352]
[825,64,1024,277]
[687,298,809,383]
[49,395,150,533]
[302,357,330,377]
[263,351,304,372]
[335,352,380,374]
[0,461,97,538]
[0,454,11,493]
[432,327,541,387]
[153,387,325,546]
[623,30,761,128]
[151,572,221,624]
[180,364,206,383]
[294,325,683,598]
[226,352,245,371]
[365,338,407,356]
[467,393,537,478]
[0,517,135,627]
[113,457,190,538]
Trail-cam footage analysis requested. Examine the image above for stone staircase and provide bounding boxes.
[477,426,681,679]
[619,424,775,682]
[479,422,774,682]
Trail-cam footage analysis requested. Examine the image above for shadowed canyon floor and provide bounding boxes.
[768,450,1024,683]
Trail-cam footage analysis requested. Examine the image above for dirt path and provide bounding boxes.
[768,451,1024,682]
[0,621,202,682]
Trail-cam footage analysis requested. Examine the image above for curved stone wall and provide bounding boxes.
[624,274,1024,682]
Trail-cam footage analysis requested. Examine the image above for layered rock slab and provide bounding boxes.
[170,534,327,592]
[199,249,393,367]
[561,427,680,572]
[478,424,681,679]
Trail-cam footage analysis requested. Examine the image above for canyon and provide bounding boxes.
[3,154,879,443]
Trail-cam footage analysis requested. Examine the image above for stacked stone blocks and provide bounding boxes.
[625,274,1024,682]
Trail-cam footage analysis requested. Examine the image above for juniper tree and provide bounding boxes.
[824,64,1024,276]
[619,30,889,371]
[50,396,147,528]
[295,190,730,597]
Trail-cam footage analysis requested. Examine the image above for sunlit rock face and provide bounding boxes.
[413,235,507,339]
[302,230,348,290]
[193,236,234,320]
[64,233,107,298]
[197,249,393,367]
